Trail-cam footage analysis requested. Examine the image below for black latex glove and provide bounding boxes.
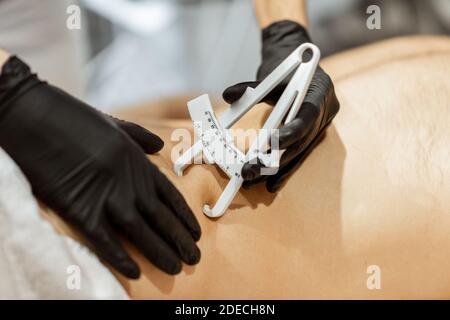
[223,20,340,192]
[0,56,201,279]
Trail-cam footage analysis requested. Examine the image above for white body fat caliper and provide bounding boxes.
[173,43,320,218]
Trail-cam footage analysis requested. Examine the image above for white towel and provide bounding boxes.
[0,148,128,299]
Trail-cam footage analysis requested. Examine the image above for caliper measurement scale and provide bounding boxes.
[195,109,246,179]
[174,43,320,218]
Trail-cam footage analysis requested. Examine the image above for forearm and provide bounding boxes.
[253,0,308,28]
[0,49,10,71]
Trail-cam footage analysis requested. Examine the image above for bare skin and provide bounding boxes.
[3,35,449,298]
[0,49,10,69]
[41,35,450,299]
[253,0,308,27]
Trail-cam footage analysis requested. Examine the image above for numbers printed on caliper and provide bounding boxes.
[195,111,245,179]
[175,43,320,217]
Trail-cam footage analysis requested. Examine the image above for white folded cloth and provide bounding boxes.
[0,148,128,299]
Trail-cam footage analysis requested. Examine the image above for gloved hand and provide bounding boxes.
[0,56,201,279]
[223,20,340,192]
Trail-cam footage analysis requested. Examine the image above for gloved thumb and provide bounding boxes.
[222,81,260,104]
[108,115,164,154]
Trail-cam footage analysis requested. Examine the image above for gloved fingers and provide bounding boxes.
[152,168,201,241]
[263,82,289,106]
[83,221,140,279]
[114,206,183,275]
[137,196,201,266]
[241,133,310,185]
[275,103,319,150]
[222,81,259,104]
[242,103,320,185]
[265,150,305,194]
[277,139,309,170]
[109,115,164,154]
[242,175,267,189]
[266,128,327,193]
[240,141,304,183]
[241,158,266,182]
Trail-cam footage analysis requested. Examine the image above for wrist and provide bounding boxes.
[0,50,10,71]
[253,0,308,28]
[257,20,312,80]
[262,20,311,46]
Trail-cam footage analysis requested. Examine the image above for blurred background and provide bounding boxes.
[0,0,448,112]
